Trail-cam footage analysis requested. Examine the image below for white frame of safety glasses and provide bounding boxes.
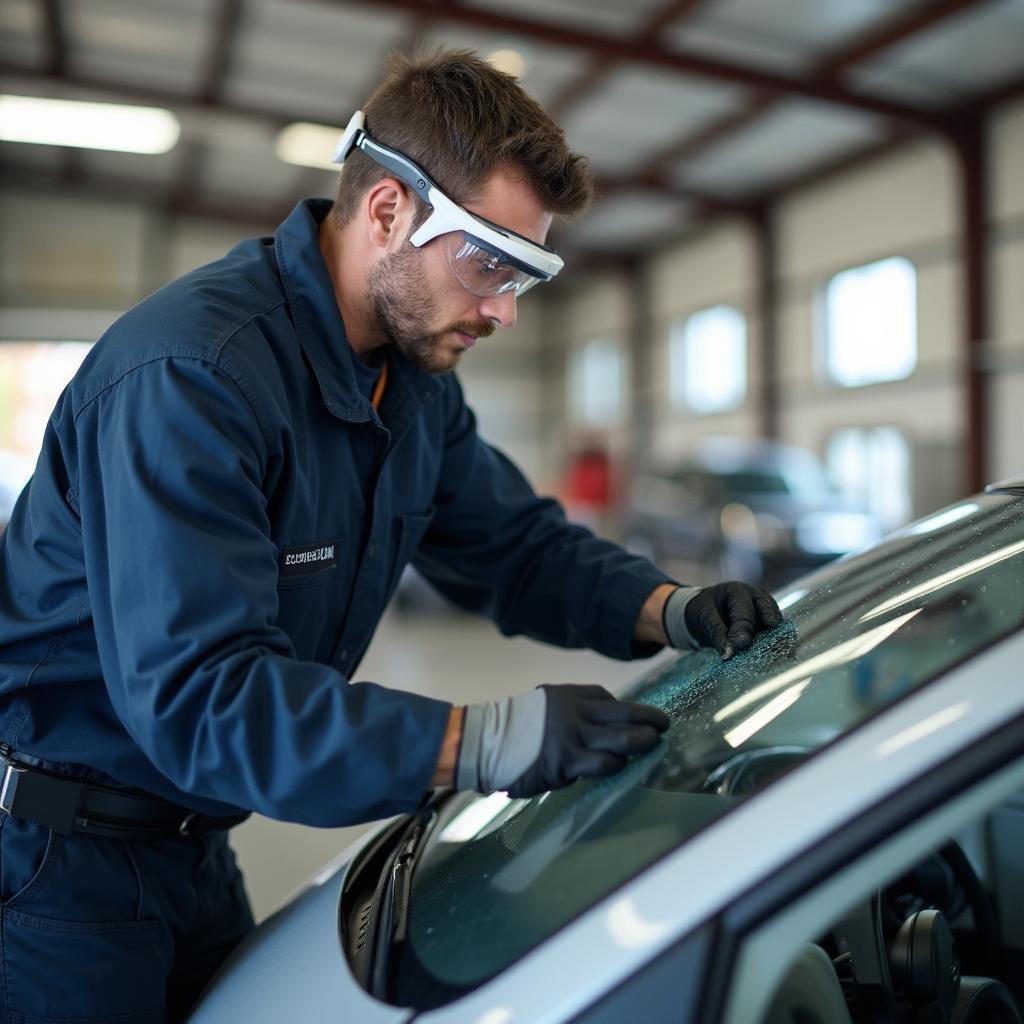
[331,111,563,284]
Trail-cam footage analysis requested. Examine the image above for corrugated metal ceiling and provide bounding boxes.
[0,0,1021,259]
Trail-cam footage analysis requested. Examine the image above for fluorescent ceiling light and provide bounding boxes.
[487,49,526,78]
[437,792,524,843]
[899,503,979,537]
[874,701,971,759]
[724,678,811,748]
[275,121,341,171]
[777,588,807,611]
[0,95,180,154]
[606,895,673,950]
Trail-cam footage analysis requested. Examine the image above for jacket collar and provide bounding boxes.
[273,198,442,422]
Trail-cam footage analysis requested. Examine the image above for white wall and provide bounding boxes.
[457,296,554,489]
[610,98,1024,513]
[773,138,966,514]
[546,269,635,471]
[646,220,761,464]
[0,192,269,337]
[0,191,154,310]
[166,215,270,283]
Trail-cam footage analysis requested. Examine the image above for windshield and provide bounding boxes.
[393,492,1024,1008]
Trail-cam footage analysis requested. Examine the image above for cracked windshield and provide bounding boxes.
[396,491,1024,1006]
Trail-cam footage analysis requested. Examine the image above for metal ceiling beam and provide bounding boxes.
[624,258,656,479]
[636,0,990,188]
[306,0,947,126]
[3,0,1018,270]
[952,119,988,494]
[38,0,66,76]
[170,0,246,228]
[596,172,754,217]
[750,204,779,440]
[825,0,994,75]
[197,0,245,105]
[547,0,711,119]
[545,59,615,121]
[647,97,775,168]
[168,139,213,223]
[951,69,1024,115]
[34,0,83,184]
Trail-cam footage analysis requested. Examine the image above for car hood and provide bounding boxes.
[188,827,412,1024]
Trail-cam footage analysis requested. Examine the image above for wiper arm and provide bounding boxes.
[388,817,423,946]
[369,806,434,998]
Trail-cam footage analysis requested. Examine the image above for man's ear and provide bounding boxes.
[364,178,416,255]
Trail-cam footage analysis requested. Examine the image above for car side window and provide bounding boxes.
[724,759,1024,1024]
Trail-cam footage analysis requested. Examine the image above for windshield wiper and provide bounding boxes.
[369,801,438,999]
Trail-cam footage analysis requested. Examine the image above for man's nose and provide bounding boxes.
[478,289,517,329]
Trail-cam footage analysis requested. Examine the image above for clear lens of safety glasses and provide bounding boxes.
[440,233,541,298]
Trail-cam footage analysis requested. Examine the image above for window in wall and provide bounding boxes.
[669,304,747,414]
[0,341,93,527]
[569,337,626,426]
[826,426,911,529]
[823,256,917,388]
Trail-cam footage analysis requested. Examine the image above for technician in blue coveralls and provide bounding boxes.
[0,50,781,1020]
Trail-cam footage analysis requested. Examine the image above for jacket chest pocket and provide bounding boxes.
[275,540,345,658]
[385,506,437,600]
[276,540,339,591]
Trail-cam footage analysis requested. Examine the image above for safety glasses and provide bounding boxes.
[332,111,563,298]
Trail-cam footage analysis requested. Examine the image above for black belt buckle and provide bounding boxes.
[0,752,84,837]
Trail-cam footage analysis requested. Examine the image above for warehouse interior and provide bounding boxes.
[1,0,1023,925]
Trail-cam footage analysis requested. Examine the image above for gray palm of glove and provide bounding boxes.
[663,581,783,660]
[456,684,670,799]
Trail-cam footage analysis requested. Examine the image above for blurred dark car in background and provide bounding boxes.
[623,437,883,590]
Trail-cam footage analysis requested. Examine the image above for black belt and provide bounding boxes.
[0,745,247,840]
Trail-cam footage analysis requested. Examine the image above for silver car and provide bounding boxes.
[191,478,1024,1024]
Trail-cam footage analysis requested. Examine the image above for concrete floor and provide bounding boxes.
[230,603,664,921]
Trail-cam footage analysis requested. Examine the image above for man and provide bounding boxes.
[0,50,780,1019]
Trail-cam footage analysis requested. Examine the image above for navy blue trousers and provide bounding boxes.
[0,813,254,1023]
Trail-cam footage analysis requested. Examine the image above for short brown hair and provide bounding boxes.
[331,48,593,228]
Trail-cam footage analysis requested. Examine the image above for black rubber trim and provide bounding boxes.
[697,710,1024,1024]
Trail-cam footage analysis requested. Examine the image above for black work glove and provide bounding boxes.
[663,582,783,661]
[456,684,670,799]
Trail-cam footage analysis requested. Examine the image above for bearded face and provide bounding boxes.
[367,240,494,375]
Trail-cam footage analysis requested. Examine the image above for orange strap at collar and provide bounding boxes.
[371,359,388,411]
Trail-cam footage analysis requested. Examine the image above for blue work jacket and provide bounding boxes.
[0,200,671,828]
